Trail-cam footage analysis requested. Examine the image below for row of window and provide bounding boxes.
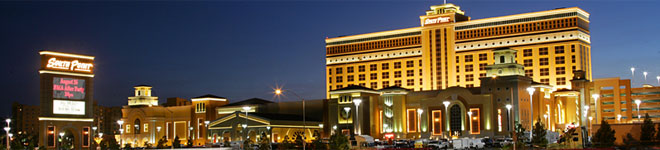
[329,60,421,75]
[456,12,582,30]
[331,78,423,90]
[456,17,578,40]
[330,70,422,83]
[326,36,421,54]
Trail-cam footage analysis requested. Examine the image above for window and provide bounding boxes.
[572,55,576,63]
[358,65,365,72]
[328,68,332,75]
[479,63,487,71]
[406,70,414,77]
[394,62,402,69]
[407,109,418,132]
[336,76,343,82]
[394,71,402,78]
[556,56,565,64]
[382,81,389,87]
[328,77,332,83]
[336,68,342,74]
[395,80,402,86]
[144,123,149,133]
[540,78,550,84]
[382,63,389,70]
[370,64,377,71]
[359,74,365,81]
[524,59,533,67]
[557,77,566,85]
[432,110,442,135]
[370,73,377,80]
[47,126,55,147]
[83,127,90,147]
[540,58,549,66]
[347,75,354,82]
[406,61,414,67]
[466,74,474,81]
[523,49,532,57]
[525,70,533,77]
[407,79,414,86]
[196,103,206,113]
[556,67,566,75]
[465,65,473,72]
[469,108,481,134]
[370,82,377,89]
[359,83,366,87]
[465,55,474,62]
[336,85,343,89]
[539,48,548,55]
[540,68,550,76]
[382,72,390,79]
[479,53,488,61]
[480,73,486,78]
[347,67,354,73]
[555,46,565,54]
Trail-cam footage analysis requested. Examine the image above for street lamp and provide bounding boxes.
[442,101,450,137]
[526,87,535,140]
[242,106,250,142]
[631,67,636,84]
[353,98,362,135]
[592,94,600,122]
[59,132,65,150]
[583,106,589,117]
[117,120,124,148]
[156,126,161,142]
[635,100,642,121]
[467,111,473,134]
[4,118,10,150]
[617,114,622,122]
[644,71,648,83]
[417,108,423,133]
[505,104,512,132]
[657,76,660,86]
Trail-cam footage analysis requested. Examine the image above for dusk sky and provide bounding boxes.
[1,0,659,117]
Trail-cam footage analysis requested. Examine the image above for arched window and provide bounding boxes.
[500,56,505,63]
[450,105,462,133]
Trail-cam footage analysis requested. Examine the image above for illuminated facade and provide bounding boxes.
[37,51,96,150]
[118,86,228,147]
[325,4,591,97]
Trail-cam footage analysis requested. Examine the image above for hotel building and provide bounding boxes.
[325,4,591,96]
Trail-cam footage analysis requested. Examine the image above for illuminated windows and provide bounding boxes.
[555,46,565,54]
[370,73,377,80]
[539,48,549,55]
[479,53,488,61]
[466,74,474,82]
[144,123,149,133]
[556,56,565,64]
[557,77,566,85]
[196,102,207,113]
[336,76,343,82]
[498,109,502,132]
[336,68,343,74]
[382,72,389,79]
[382,81,389,88]
[407,109,418,132]
[382,63,389,70]
[541,78,550,84]
[47,126,55,147]
[358,65,365,72]
[479,63,487,71]
[432,110,442,135]
[358,74,365,81]
[540,68,549,76]
[407,79,414,86]
[394,71,401,78]
[370,64,377,71]
[394,62,402,69]
[540,58,549,66]
[465,65,473,72]
[524,59,533,67]
[371,82,377,89]
[406,70,414,77]
[523,49,533,57]
[406,61,414,67]
[465,55,473,62]
[347,75,354,82]
[525,70,533,77]
[83,127,90,147]
[469,108,480,134]
[328,68,332,75]
[395,80,402,86]
[556,67,566,75]
[347,67,354,73]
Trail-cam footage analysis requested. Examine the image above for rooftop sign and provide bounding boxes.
[423,16,451,26]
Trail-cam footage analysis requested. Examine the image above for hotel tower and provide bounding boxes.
[325,4,591,96]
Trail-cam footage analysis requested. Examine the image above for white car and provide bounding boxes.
[427,140,448,149]
[452,138,472,149]
[471,138,485,149]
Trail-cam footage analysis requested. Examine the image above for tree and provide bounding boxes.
[187,136,193,147]
[592,119,616,147]
[513,122,527,149]
[258,132,271,150]
[640,113,655,145]
[623,133,639,149]
[143,141,153,149]
[656,123,660,142]
[293,131,305,148]
[243,137,254,149]
[100,135,119,150]
[173,136,181,148]
[279,135,293,149]
[328,132,349,150]
[531,118,548,148]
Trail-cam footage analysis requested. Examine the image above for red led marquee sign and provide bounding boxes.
[53,77,85,100]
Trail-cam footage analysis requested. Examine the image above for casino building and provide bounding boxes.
[325,3,591,95]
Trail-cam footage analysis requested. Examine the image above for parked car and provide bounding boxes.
[427,140,448,149]
[471,138,485,149]
[452,138,472,149]
[481,138,494,147]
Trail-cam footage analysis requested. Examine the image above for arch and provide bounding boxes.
[134,119,141,134]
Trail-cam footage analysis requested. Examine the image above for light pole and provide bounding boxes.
[417,108,423,134]
[92,126,97,148]
[657,76,660,86]
[631,67,635,85]
[526,87,535,140]
[353,98,362,135]
[189,127,193,144]
[117,120,124,149]
[164,107,175,149]
[583,106,589,118]
[506,104,512,132]
[59,132,65,150]
[543,114,548,128]
[156,126,161,143]
[135,124,140,147]
[242,106,250,143]
[635,100,642,121]
[467,111,473,134]
[4,118,10,150]
[592,94,600,122]
[617,114,622,123]
[274,88,307,150]
[442,101,450,138]
[643,71,648,83]
[204,120,210,143]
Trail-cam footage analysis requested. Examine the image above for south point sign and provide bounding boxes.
[40,51,95,74]
[422,16,451,26]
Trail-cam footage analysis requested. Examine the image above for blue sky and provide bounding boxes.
[1,0,659,117]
